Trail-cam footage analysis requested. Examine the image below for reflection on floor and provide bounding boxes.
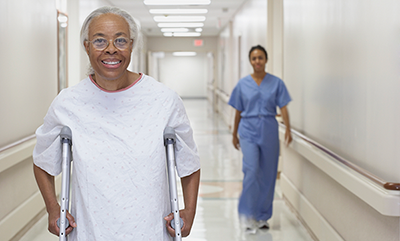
[20,99,314,241]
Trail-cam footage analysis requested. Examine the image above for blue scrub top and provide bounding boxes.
[228,73,292,118]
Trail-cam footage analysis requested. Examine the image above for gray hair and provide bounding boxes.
[80,6,141,75]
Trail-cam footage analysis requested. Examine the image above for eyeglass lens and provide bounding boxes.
[91,37,130,50]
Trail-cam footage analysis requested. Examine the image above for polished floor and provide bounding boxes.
[21,99,314,241]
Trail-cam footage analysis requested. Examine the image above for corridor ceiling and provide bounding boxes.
[80,0,248,37]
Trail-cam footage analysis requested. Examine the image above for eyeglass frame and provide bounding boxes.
[85,37,133,51]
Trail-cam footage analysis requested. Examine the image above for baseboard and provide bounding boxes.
[281,174,344,241]
[0,175,61,241]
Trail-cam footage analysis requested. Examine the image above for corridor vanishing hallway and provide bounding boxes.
[21,99,314,241]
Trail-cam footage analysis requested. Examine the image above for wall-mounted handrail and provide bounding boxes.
[279,123,400,191]
[0,134,36,153]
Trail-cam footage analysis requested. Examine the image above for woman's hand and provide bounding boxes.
[232,134,240,150]
[164,208,195,237]
[47,204,77,236]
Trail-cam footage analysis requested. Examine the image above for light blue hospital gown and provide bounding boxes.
[228,73,291,222]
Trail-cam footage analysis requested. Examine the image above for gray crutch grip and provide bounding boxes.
[60,126,72,140]
[171,217,184,230]
[164,126,176,145]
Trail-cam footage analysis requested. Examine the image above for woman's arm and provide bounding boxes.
[164,169,200,237]
[232,110,242,150]
[33,164,76,236]
[280,105,292,145]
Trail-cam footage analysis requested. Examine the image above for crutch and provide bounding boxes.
[57,126,73,241]
[164,127,183,241]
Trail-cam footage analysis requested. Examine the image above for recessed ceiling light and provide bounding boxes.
[144,0,211,6]
[154,16,206,22]
[164,32,202,37]
[172,52,197,56]
[158,23,204,28]
[149,9,208,14]
[195,28,203,32]
[161,28,189,32]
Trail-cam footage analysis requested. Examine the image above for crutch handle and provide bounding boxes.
[163,126,176,145]
[57,218,70,229]
[171,217,184,230]
[60,126,72,143]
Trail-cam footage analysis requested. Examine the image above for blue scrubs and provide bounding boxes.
[228,73,291,222]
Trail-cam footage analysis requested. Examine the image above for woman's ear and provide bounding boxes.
[84,41,90,55]
[130,40,134,52]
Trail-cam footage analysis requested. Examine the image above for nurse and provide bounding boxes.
[229,45,292,233]
[33,6,200,240]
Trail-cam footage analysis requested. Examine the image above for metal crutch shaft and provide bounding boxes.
[164,127,183,241]
[58,126,72,241]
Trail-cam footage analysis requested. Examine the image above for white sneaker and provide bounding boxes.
[240,216,257,234]
[245,227,257,234]
[258,220,270,229]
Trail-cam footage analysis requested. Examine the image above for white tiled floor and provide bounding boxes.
[21,99,314,241]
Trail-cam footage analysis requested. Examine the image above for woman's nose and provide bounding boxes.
[105,39,117,53]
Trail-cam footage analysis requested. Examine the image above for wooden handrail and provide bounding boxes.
[280,123,400,191]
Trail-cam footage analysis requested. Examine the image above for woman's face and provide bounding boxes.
[85,13,133,82]
[249,49,267,72]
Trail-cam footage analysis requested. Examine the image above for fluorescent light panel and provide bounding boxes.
[161,28,189,32]
[154,16,206,22]
[164,32,202,37]
[173,52,197,56]
[158,23,204,28]
[149,9,208,14]
[144,0,211,5]
[195,28,203,32]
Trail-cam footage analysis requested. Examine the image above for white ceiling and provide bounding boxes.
[79,0,248,37]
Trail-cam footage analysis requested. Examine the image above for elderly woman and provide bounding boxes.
[33,6,200,240]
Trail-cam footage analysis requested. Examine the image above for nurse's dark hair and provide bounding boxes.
[249,45,268,60]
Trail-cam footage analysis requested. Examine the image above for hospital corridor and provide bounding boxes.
[18,99,314,241]
[1,0,400,241]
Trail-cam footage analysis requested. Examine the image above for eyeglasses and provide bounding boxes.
[86,37,133,51]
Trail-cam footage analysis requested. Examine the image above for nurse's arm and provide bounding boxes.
[232,110,242,150]
[280,105,292,145]
[33,164,76,236]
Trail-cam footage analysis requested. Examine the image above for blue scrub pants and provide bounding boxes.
[238,116,279,221]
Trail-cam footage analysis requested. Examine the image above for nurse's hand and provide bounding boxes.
[285,129,292,146]
[232,135,240,150]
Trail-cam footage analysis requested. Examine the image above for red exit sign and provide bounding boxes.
[194,39,203,47]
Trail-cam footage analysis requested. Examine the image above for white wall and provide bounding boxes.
[158,53,208,98]
[284,0,400,183]
[147,37,218,98]
[281,0,400,240]
[0,0,57,240]
[0,0,57,147]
